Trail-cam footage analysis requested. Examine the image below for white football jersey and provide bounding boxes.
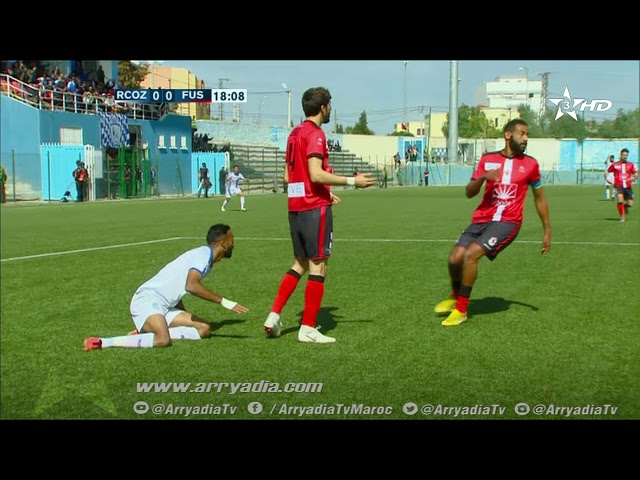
[134,246,213,308]
[227,171,245,189]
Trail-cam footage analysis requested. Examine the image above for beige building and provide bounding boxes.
[481,75,543,114]
[139,66,210,122]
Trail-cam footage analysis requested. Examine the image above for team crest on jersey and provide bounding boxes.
[493,184,517,205]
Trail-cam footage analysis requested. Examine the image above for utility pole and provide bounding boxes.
[218,77,229,121]
[448,61,459,165]
[538,72,552,130]
[403,61,409,127]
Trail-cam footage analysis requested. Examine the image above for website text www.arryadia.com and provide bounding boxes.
[136,381,323,394]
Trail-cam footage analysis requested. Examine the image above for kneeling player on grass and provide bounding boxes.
[84,224,249,350]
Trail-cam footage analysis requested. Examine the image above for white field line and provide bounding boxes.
[2,236,638,263]
[0,237,184,262]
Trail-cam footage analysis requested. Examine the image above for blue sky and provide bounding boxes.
[161,60,639,135]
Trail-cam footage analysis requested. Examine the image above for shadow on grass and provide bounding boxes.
[276,306,344,337]
[468,296,539,317]
[209,319,250,338]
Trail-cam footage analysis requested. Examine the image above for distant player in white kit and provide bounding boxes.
[221,164,247,211]
[83,223,249,350]
[605,155,615,200]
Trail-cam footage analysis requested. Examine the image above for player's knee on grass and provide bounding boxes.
[190,316,212,338]
[171,311,212,338]
[141,314,173,347]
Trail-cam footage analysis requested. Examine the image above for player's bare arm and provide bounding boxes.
[466,168,500,198]
[185,269,249,313]
[308,157,376,188]
[533,186,551,255]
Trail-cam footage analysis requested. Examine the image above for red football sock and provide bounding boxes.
[301,276,325,328]
[456,296,470,314]
[271,270,301,314]
[456,284,472,314]
[618,202,625,217]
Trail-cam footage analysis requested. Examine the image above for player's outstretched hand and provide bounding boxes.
[355,173,377,189]
[231,303,249,313]
[221,298,249,313]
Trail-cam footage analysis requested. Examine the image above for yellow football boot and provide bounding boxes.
[434,298,457,315]
[441,308,468,326]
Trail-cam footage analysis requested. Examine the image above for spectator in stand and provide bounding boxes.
[96,65,105,86]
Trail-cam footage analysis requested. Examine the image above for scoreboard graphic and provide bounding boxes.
[114,89,247,103]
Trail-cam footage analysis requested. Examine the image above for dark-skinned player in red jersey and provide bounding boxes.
[263,87,376,343]
[434,119,552,326]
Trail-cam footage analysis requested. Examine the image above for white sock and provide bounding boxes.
[222,199,228,207]
[169,326,201,340]
[101,333,155,348]
[240,196,245,208]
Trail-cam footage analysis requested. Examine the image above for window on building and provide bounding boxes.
[60,127,83,145]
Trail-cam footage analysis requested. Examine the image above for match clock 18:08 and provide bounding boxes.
[212,89,247,103]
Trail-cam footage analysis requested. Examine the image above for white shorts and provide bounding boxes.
[606,173,614,185]
[130,290,185,332]
[225,186,242,198]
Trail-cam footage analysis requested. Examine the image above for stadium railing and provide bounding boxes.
[0,74,169,120]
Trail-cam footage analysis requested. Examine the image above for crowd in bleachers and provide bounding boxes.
[0,60,164,119]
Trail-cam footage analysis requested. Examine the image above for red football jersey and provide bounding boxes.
[607,161,637,188]
[470,151,542,225]
[285,120,332,212]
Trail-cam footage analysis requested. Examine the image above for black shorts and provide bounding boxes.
[615,186,634,201]
[455,221,520,261]
[288,205,333,260]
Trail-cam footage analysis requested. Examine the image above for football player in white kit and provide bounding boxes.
[221,164,247,211]
[84,224,249,350]
[605,155,615,200]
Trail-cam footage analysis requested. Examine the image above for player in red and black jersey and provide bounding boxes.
[263,87,376,343]
[434,119,552,326]
[605,148,638,222]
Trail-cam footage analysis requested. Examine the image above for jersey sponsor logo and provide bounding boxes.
[485,162,501,170]
[493,184,517,204]
[288,182,305,198]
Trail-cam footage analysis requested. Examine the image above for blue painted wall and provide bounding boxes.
[1,95,42,196]
[40,144,85,200]
[132,114,193,196]
[191,152,227,195]
[39,110,101,145]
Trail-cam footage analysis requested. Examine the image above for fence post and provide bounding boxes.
[12,150,16,202]
[48,151,52,203]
